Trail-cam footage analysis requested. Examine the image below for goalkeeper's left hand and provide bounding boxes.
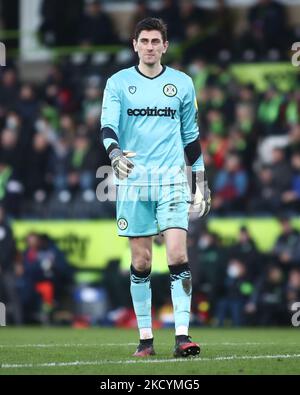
[189,171,211,217]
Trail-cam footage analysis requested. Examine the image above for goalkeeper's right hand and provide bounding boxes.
[109,148,136,180]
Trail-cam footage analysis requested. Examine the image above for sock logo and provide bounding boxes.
[127,107,176,119]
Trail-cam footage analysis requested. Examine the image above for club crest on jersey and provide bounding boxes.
[118,218,128,230]
[163,84,177,97]
[129,86,137,95]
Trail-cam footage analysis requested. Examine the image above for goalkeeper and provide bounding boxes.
[100,17,211,358]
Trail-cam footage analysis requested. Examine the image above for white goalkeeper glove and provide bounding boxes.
[189,171,211,217]
[109,148,136,180]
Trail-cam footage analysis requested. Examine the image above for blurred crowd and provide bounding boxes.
[36,0,297,63]
[188,217,300,326]
[1,204,299,326]
[0,206,73,324]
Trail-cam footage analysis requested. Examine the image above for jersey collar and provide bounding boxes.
[135,65,166,80]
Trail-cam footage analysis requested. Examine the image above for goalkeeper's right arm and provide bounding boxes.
[101,127,136,180]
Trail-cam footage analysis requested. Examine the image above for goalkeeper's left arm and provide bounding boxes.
[180,76,211,217]
[185,137,211,217]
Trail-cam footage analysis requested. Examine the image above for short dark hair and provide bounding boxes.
[134,17,168,42]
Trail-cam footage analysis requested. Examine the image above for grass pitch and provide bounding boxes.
[0,327,300,375]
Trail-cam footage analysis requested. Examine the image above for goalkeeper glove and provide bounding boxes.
[109,148,136,180]
[190,171,211,217]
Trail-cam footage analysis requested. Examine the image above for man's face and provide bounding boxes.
[133,30,168,66]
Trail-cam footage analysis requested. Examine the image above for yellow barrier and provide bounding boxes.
[12,218,300,269]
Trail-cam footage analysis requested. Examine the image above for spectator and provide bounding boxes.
[49,133,72,193]
[16,84,40,127]
[281,151,300,212]
[249,165,281,213]
[157,0,184,42]
[192,229,226,313]
[286,268,300,310]
[247,264,288,326]
[0,127,22,176]
[0,205,22,324]
[215,258,254,326]
[24,133,53,200]
[78,0,119,46]
[38,234,73,311]
[257,87,283,135]
[0,160,22,216]
[288,124,300,154]
[269,147,292,203]
[180,0,206,30]
[213,154,249,214]
[247,0,287,52]
[19,232,72,323]
[229,226,262,281]
[66,129,99,193]
[130,0,153,39]
[39,0,82,47]
[0,68,19,112]
[237,0,288,60]
[273,217,300,271]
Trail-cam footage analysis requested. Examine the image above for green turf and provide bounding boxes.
[0,327,299,375]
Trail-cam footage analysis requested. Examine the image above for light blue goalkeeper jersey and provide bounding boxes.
[101,65,203,185]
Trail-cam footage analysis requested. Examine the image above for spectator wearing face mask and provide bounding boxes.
[193,229,226,315]
[215,258,254,326]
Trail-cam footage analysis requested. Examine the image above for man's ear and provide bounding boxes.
[133,39,138,53]
[163,41,169,54]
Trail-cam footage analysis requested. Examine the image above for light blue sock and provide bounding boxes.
[130,266,152,330]
[169,263,192,333]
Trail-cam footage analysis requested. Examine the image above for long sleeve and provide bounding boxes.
[181,77,204,172]
[101,77,121,151]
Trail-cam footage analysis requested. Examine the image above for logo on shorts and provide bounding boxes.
[163,84,177,97]
[118,218,128,230]
[129,86,137,95]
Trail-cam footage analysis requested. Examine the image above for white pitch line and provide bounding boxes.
[0,342,297,348]
[2,354,300,369]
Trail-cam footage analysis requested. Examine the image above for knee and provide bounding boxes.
[167,250,188,266]
[132,249,152,272]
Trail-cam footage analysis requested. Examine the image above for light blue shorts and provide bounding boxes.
[116,183,190,237]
